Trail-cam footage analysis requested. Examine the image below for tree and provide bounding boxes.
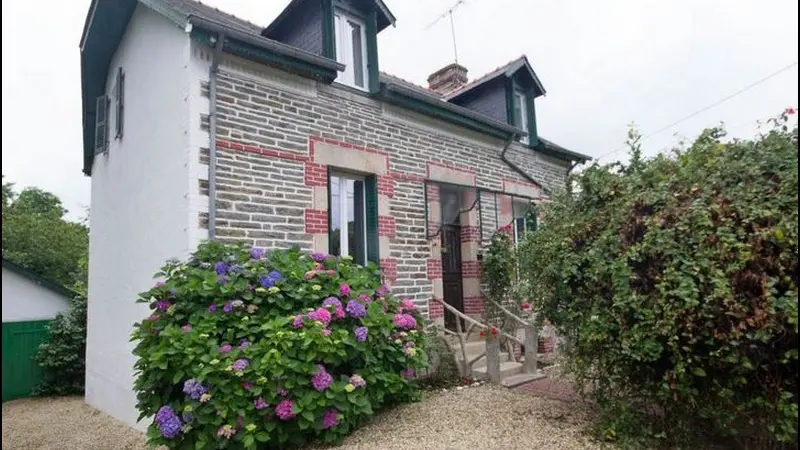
[1,179,88,290]
[519,111,798,447]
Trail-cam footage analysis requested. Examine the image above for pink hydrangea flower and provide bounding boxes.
[401,368,416,379]
[254,397,268,410]
[275,400,296,420]
[181,324,192,332]
[401,298,416,311]
[219,344,232,353]
[321,328,331,336]
[322,408,339,429]
[278,388,288,397]
[358,293,372,303]
[217,425,236,439]
[155,280,166,287]
[307,308,331,327]
[349,374,366,388]
[311,365,333,392]
[292,315,304,328]
[242,380,253,392]
[392,314,417,330]
[339,283,351,297]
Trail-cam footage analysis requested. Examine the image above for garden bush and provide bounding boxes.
[131,242,427,449]
[33,295,87,396]
[519,111,798,448]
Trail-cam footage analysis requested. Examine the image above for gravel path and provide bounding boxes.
[3,385,603,450]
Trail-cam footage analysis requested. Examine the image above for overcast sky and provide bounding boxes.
[2,0,798,221]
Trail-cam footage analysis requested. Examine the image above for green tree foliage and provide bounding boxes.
[1,178,88,289]
[519,112,798,447]
[33,294,87,396]
[132,242,427,449]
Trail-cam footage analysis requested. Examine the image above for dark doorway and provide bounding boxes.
[440,189,464,331]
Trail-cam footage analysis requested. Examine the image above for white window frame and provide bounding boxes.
[330,171,368,263]
[514,90,529,145]
[512,198,533,244]
[334,9,369,91]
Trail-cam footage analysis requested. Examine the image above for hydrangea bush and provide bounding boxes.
[131,242,427,449]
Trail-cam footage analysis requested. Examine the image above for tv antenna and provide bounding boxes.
[424,0,467,63]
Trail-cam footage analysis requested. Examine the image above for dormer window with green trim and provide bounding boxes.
[513,90,530,145]
[334,9,368,90]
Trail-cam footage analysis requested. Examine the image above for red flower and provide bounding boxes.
[520,303,532,311]
[490,327,499,335]
[479,330,487,338]
[786,107,796,116]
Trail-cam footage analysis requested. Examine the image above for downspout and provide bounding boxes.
[207,33,225,240]
[500,133,552,197]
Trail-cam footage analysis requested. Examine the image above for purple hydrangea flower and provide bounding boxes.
[307,308,331,326]
[182,324,192,332]
[223,301,234,313]
[339,283,351,297]
[311,365,333,392]
[242,380,253,392]
[321,328,331,336]
[349,374,366,388]
[182,379,208,400]
[311,252,327,262]
[214,261,229,275]
[322,297,345,319]
[401,368,416,379]
[249,247,265,260]
[354,326,368,342]
[278,388,288,397]
[254,397,268,410]
[401,298,417,311]
[239,339,251,350]
[219,344,232,353]
[229,265,244,275]
[208,304,218,313]
[155,406,182,439]
[146,313,159,322]
[393,314,417,330]
[346,299,367,318]
[155,300,171,312]
[232,359,249,372]
[322,408,339,429]
[292,315,304,328]
[259,275,276,288]
[376,284,390,297]
[358,294,372,303]
[275,400,295,420]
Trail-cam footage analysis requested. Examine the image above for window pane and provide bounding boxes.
[441,189,461,225]
[515,217,526,242]
[349,21,364,88]
[330,175,341,256]
[352,180,366,265]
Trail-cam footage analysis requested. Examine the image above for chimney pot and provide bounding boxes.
[427,63,468,96]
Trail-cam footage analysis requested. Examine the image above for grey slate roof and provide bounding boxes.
[162,0,264,33]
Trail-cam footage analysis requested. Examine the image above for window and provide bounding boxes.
[513,91,529,144]
[334,10,368,90]
[512,198,536,244]
[329,172,367,264]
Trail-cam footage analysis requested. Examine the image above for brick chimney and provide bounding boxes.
[427,63,468,96]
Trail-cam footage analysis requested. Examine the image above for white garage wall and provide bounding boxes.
[1,267,71,322]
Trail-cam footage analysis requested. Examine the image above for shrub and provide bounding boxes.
[519,112,798,447]
[33,295,87,396]
[132,242,427,449]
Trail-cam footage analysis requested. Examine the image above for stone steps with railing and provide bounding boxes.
[432,297,547,388]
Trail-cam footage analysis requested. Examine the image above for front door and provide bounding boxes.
[440,189,464,331]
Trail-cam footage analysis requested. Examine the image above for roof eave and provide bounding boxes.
[2,259,81,299]
[536,139,592,163]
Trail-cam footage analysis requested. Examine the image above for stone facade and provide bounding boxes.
[199,53,570,321]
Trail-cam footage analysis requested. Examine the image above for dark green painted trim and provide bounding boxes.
[326,166,334,256]
[365,10,380,94]
[1,259,80,300]
[190,28,338,83]
[365,175,380,267]
[322,0,335,59]
[383,89,513,140]
[526,91,538,147]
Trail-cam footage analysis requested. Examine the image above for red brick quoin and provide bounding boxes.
[304,209,327,234]
[429,299,444,319]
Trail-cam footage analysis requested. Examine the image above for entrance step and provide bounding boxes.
[472,361,524,379]
[500,371,547,388]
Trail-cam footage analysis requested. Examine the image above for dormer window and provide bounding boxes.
[334,10,368,90]
[513,90,529,145]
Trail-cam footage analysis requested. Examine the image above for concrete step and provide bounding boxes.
[500,371,547,388]
[472,361,524,379]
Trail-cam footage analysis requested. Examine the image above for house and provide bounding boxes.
[79,0,591,427]
[2,259,77,402]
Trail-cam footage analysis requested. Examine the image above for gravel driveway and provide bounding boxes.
[2,385,603,450]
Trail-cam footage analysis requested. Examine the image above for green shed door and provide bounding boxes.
[2,320,51,402]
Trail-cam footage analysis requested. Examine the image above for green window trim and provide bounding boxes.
[365,175,380,267]
[322,0,336,59]
[505,78,539,147]
[365,10,380,94]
